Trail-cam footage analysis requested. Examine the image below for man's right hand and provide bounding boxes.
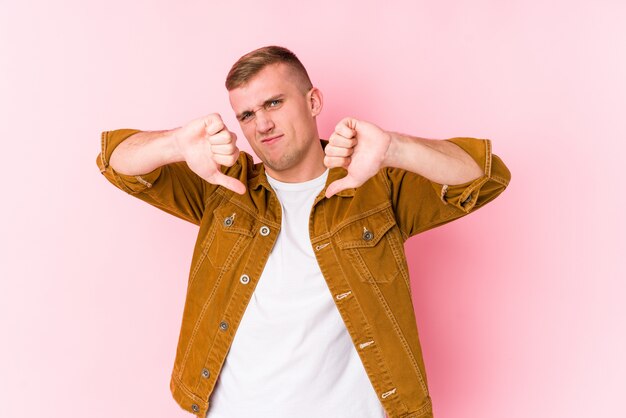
[174,114,246,195]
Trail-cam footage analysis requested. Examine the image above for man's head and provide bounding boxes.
[227,46,325,182]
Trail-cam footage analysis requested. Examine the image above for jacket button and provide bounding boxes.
[223,216,234,227]
[260,225,270,236]
[191,404,199,412]
[240,274,250,284]
[362,228,373,241]
[201,368,210,378]
[219,321,228,331]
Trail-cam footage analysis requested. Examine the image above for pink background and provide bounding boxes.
[1,1,625,417]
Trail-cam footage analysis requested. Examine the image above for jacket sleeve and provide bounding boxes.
[385,137,511,239]
[96,129,214,225]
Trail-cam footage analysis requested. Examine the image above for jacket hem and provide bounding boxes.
[170,373,208,417]
[400,397,433,417]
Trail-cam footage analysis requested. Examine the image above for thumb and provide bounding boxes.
[325,176,359,199]
[210,172,247,195]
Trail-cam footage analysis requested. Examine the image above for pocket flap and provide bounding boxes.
[337,208,396,249]
[212,205,256,237]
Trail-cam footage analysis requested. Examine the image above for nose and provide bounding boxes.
[255,109,275,134]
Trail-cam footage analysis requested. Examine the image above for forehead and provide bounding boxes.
[228,63,302,110]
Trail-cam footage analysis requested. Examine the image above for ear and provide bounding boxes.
[308,87,323,117]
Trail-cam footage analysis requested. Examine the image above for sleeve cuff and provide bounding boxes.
[431,137,507,213]
[96,129,163,194]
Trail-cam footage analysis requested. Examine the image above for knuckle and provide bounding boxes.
[208,114,224,128]
[211,130,227,142]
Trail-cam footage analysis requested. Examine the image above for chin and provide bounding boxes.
[265,156,298,173]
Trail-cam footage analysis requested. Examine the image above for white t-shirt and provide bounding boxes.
[206,169,385,418]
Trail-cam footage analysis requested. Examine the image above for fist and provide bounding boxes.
[175,114,246,194]
[324,117,391,198]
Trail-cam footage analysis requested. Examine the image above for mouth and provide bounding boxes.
[260,134,283,145]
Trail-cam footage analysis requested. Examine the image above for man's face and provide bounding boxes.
[228,63,324,181]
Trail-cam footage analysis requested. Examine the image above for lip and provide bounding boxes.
[260,134,283,145]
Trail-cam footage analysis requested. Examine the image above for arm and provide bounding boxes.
[97,114,245,225]
[383,132,484,185]
[324,117,484,197]
[323,117,510,236]
[108,129,182,175]
[108,114,245,193]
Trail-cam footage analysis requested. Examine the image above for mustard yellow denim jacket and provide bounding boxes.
[97,129,510,418]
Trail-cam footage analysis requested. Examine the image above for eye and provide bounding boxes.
[267,99,282,108]
[239,112,253,122]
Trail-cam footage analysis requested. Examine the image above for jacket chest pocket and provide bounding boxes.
[202,205,256,271]
[336,207,404,283]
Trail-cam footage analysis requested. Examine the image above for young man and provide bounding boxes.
[97,46,510,418]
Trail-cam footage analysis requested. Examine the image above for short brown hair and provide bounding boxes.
[225,45,313,92]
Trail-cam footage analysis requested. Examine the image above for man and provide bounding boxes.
[97,46,510,418]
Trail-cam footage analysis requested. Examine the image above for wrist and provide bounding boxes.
[169,126,187,163]
[382,131,402,168]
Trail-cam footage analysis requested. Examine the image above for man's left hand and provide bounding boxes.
[324,117,391,198]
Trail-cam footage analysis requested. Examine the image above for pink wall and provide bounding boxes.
[1,1,624,417]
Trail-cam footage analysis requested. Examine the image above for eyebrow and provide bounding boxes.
[236,94,285,120]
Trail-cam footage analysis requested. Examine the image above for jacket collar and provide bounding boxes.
[249,163,271,192]
[249,163,355,198]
